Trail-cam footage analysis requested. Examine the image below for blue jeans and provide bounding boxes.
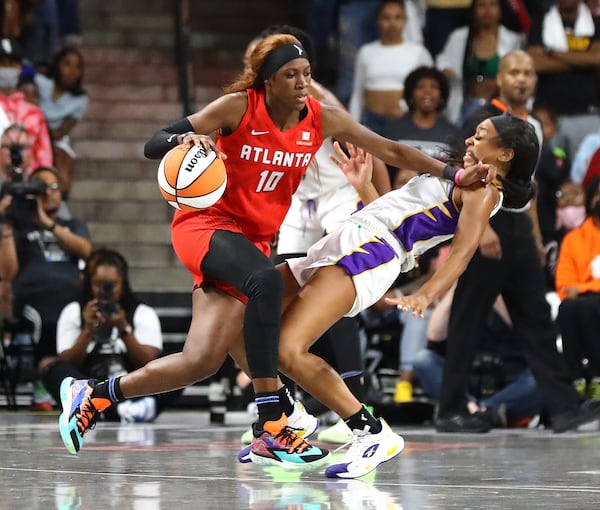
[414,349,544,420]
[398,309,430,372]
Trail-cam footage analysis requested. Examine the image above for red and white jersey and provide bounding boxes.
[175,88,323,242]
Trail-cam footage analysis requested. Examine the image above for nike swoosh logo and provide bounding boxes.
[251,129,269,135]
[167,134,177,142]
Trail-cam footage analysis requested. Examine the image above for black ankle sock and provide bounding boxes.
[255,392,282,428]
[342,372,365,403]
[277,385,295,416]
[91,376,125,404]
[344,405,382,434]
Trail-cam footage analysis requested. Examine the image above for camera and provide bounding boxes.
[1,161,48,225]
[97,281,119,317]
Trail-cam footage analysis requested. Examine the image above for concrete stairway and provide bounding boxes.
[69,0,299,291]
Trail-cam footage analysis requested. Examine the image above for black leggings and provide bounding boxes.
[201,230,284,379]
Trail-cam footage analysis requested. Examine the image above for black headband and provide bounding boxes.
[259,43,308,80]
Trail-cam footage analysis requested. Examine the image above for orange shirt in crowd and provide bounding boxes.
[555,217,600,300]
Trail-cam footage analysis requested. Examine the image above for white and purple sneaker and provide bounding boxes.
[325,418,404,479]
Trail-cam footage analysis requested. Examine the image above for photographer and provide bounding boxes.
[0,164,91,409]
[41,249,183,422]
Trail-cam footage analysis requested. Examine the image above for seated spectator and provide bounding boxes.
[35,45,88,198]
[436,0,523,124]
[526,0,600,159]
[555,180,586,235]
[348,0,433,138]
[386,65,462,160]
[0,38,53,173]
[40,248,184,422]
[0,165,92,409]
[413,285,544,428]
[555,176,600,399]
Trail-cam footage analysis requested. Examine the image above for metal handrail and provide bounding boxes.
[173,0,195,116]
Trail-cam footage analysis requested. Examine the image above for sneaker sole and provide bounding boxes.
[325,435,405,479]
[249,450,330,471]
[59,377,79,454]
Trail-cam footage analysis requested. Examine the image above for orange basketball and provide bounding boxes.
[157,144,227,210]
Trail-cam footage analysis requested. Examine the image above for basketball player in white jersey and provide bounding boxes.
[272,115,539,479]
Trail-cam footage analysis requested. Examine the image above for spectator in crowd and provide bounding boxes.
[555,180,586,236]
[436,0,523,125]
[0,164,91,408]
[434,50,598,434]
[35,45,88,198]
[542,180,587,286]
[554,176,600,399]
[0,37,53,173]
[570,125,600,187]
[387,65,462,168]
[414,284,544,427]
[302,0,424,95]
[40,248,183,422]
[526,0,600,159]
[349,0,433,138]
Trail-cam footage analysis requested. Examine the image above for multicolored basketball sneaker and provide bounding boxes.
[325,418,404,479]
[241,400,319,445]
[248,413,330,469]
[59,377,111,454]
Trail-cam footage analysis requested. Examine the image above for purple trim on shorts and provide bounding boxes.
[392,200,459,251]
[336,238,396,276]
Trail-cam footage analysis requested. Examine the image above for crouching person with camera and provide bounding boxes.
[41,248,184,422]
[0,163,92,409]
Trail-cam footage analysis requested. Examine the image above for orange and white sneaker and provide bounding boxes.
[241,400,319,445]
[249,413,330,469]
[59,378,111,454]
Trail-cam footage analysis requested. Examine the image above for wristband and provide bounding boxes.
[454,168,465,186]
[442,164,458,182]
[47,222,57,232]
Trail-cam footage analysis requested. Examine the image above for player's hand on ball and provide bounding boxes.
[180,133,227,160]
[384,294,431,318]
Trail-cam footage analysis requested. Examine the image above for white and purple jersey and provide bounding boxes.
[350,174,462,273]
[287,174,502,316]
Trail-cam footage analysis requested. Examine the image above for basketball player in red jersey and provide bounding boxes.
[58,33,494,472]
